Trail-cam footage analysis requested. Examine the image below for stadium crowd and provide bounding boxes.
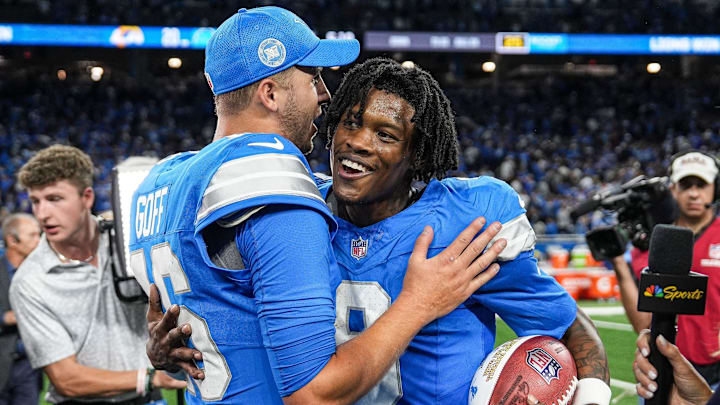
[1,0,719,34]
[1,67,719,234]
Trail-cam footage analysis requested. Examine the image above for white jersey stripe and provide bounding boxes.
[204,154,310,190]
[488,213,536,261]
[197,188,323,224]
[196,153,322,223]
[204,171,315,196]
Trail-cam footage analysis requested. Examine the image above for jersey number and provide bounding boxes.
[130,243,231,401]
[335,281,403,405]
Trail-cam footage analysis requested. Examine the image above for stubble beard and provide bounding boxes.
[280,92,315,155]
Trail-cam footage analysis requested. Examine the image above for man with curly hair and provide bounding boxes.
[9,145,184,404]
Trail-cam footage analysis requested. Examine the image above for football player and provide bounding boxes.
[132,8,506,405]
[148,57,612,404]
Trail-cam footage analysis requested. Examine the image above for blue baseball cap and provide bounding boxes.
[204,6,360,95]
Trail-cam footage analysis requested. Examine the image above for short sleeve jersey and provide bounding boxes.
[10,231,149,404]
[321,176,577,405]
[130,134,340,403]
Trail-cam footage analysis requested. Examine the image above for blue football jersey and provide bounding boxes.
[130,134,340,403]
[320,177,577,405]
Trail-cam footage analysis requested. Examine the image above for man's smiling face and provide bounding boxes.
[331,88,415,205]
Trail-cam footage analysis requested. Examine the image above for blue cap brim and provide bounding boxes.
[297,39,360,67]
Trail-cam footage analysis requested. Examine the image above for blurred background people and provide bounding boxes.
[0,213,41,405]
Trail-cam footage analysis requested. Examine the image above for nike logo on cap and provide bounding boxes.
[248,137,285,150]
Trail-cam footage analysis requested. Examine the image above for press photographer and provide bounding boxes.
[574,150,720,392]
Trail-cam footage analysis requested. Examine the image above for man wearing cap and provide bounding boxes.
[610,150,720,397]
[131,6,504,404]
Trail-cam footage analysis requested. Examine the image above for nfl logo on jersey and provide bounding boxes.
[350,236,368,260]
[526,348,563,384]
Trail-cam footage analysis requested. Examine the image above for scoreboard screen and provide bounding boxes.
[495,32,530,54]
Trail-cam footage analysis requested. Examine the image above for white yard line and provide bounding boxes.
[577,304,635,330]
[578,305,626,316]
[610,378,637,390]
[610,379,638,404]
[591,319,634,331]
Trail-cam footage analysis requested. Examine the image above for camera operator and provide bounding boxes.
[611,150,720,390]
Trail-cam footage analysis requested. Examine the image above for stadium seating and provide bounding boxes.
[2,67,719,232]
[1,0,719,34]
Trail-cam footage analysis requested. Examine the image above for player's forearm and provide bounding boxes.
[561,308,610,384]
[611,258,651,333]
[45,358,138,398]
[617,278,651,333]
[284,294,426,405]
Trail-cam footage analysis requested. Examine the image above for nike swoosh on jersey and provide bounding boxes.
[247,137,285,150]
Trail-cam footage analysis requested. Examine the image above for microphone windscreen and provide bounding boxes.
[648,224,693,275]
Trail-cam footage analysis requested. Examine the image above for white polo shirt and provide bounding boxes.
[10,229,150,404]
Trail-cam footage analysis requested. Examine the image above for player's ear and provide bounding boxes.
[256,77,282,113]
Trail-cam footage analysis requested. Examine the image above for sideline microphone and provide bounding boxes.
[638,224,708,405]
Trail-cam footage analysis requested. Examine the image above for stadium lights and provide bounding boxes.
[482,61,496,73]
[647,62,661,74]
[90,66,104,82]
[168,57,182,69]
[401,60,415,69]
[57,69,67,81]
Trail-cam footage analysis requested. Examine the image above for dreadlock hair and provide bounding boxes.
[320,57,458,184]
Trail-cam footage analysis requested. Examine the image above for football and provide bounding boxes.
[468,335,577,405]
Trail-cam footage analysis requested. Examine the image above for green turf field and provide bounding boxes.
[40,301,641,405]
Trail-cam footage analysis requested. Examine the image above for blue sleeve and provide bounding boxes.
[465,177,576,337]
[236,204,337,397]
[472,251,577,339]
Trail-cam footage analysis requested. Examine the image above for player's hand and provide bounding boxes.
[3,310,16,326]
[152,370,188,390]
[146,284,205,379]
[401,217,505,323]
[634,329,712,404]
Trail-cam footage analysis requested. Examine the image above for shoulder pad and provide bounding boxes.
[442,176,534,261]
[314,173,333,198]
[156,151,198,166]
[223,133,298,157]
[443,176,525,221]
[196,151,325,226]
